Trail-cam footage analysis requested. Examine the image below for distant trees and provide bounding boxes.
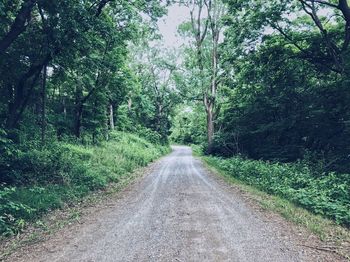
[128,44,180,142]
[177,0,227,152]
[3,0,350,173]
[170,105,206,144]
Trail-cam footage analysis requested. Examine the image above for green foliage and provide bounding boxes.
[0,132,169,236]
[2,142,90,185]
[0,0,166,141]
[124,44,181,144]
[115,104,165,145]
[134,126,164,145]
[0,187,34,236]
[210,0,350,173]
[170,105,206,145]
[205,156,350,226]
[213,28,350,172]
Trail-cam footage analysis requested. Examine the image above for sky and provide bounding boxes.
[157,5,191,48]
[156,2,334,49]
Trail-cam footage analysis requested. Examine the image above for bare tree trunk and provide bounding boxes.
[204,0,225,152]
[128,97,132,112]
[206,103,214,151]
[190,0,211,149]
[74,105,83,139]
[41,64,47,143]
[109,103,114,130]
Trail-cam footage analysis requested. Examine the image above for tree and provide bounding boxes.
[179,0,226,152]
[128,43,180,142]
[223,0,350,74]
[170,104,206,144]
[0,0,167,143]
[216,1,350,171]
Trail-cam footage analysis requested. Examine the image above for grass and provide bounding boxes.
[0,159,158,260]
[0,131,170,237]
[196,154,350,226]
[193,146,350,259]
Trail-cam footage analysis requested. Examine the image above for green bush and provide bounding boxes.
[0,132,170,236]
[205,156,350,226]
[0,187,34,236]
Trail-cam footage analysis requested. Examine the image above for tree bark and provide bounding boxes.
[128,97,132,112]
[206,100,215,152]
[74,104,83,139]
[0,0,37,55]
[204,0,223,152]
[5,68,42,130]
[41,64,47,143]
[109,103,115,130]
[156,103,163,132]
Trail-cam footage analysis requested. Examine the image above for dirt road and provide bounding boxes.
[6,146,345,261]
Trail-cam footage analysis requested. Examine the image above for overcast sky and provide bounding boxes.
[157,5,191,48]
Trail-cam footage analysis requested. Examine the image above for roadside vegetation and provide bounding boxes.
[0,1,174,238]
[0,131,169,236]
[197,151,350,260]
[199,152,350,227]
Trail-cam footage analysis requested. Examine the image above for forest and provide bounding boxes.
[0,0,349,237]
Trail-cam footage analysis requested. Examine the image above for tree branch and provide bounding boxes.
[0,0,37,55]
[311,0,339,9]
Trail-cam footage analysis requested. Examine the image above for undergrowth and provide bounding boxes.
[0,132,169,236]
[193,146,350,227]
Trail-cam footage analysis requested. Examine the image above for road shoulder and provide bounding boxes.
[0,158,164,261]
[198,155,350,261]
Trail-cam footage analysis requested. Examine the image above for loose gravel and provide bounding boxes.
[5,146,346,261]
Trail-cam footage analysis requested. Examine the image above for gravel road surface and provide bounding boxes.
[6,146,345,262]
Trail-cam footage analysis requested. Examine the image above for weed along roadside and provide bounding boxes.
[193,146,350,260]
[0,131,170,239]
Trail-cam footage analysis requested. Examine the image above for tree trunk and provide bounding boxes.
[109,104,114,130]
[5,69,41,130]
[63,97,67,119]
[156,103,163,132]
[207,112,214,149]
[0,0,37,55]
[74,85,83,139]
[205,96,215,153]
[128,97,132,112]
[74,104,83,139]
[41,64,47,143]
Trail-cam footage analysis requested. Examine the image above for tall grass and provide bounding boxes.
[201,154,350,227]
[0,132,170,236]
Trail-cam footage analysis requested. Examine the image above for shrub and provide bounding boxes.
[0,132,170,236]
[206,156,350,226]
[0,187,34,236]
